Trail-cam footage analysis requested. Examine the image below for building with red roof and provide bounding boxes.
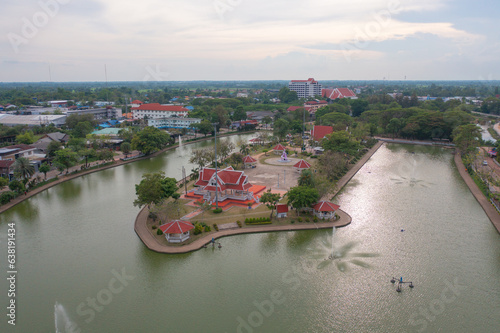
[322,88,357,100]
[276,204,288,218]
[293,159,311,171]
[313,201,340,220]
[159,220,195,243]
[273,144,286,155]
[289,78,322,98]
[193,166,254,203]
[311,125,333,142]
[0,160,15,180]
[243,155,257,168]
[131,103,189,120]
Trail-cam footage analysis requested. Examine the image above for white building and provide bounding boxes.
[0,114,67,127]
[148,117,201,129]
[288,78,322,99]
[131,103,189,120]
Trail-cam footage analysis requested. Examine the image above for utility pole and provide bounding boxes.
[212,123,219,209]
[302,108,306,152]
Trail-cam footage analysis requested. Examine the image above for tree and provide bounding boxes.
[194,120,213,137]
[121,142,132,157]
[0,177,9,188]
[67,138,86,152]
[259,191,281,219]
[13,157,35,183]
[9,179,25,194]
[217,140,235,162]
[233,106,247,121]
[97,149,114,162]
[386,118,403,139]
[262,116,272,129]
[239,144,250,156]
[322,131,361,157]
[134,171,176,209]
[16,131,35,144]
[131,126,170,155]
[39,163,51,180]
[351,99,369,117]
[73,121,93,138]
[118,127,135,143]
[298,169,315,187]
[287,186,319,215]
[78,148,96,167]
[452,124,482,154]
[54,149,79,173]
[46,141,62,159]
[273,118,290,140]
[190,148,213,170]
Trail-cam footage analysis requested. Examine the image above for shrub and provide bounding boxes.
[298,217,303,222]
[313,216,318,222]
[148,212,157,220]
[213,223,219,231]
[9,180,25,194]
[204,225,211,232]
[193,224,203,235]
[156,228,163,235]
[0,191,16,205]
[152,225,157,230]
[311,155,318,159]
[237,221,242,228]
[305,218,310,223]
[291,220,295,224]
[213,208,223,214]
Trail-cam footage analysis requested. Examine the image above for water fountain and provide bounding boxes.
[54,302,78,333]
[309,227,379,272]
[178,135,184,157]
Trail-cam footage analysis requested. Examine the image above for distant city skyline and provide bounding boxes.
[1,0,499,82]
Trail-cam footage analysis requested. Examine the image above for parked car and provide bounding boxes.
[483,160,488,166]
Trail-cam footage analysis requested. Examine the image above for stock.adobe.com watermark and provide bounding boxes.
[408,277,466,332]
[7,0,70,54]
[57,267,135,333]
[235,260,315,333]
[341,0,402,63]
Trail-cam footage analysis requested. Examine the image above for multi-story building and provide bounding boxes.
[288,78,322,99]
[148,117,201,129]
[66,107,121,120]
[131,103,189,120]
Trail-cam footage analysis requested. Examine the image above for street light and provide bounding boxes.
[212,122,219,209]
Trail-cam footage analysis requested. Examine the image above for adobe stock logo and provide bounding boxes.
[7,0,71,54]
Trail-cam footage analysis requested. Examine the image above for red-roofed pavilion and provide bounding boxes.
[243,155,257,168]
[293,159,311,171]
[159,220,195,243]
[313,201,340,220]
[273,144,286,155]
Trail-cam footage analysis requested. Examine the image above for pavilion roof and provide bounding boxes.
[313,201,340,212]
[293,159,311,169]
[159,220,194,234]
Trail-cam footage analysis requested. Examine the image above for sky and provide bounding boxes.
[1,0,499,82]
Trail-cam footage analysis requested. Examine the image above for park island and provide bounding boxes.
[133,133,385,253]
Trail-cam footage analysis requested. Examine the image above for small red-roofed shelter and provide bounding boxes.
[273,144,286,155]
[243,155,257,169]
[293,159,311,171]
[313,201,340,220]
[159,220,195,243]
[276,204,288,218]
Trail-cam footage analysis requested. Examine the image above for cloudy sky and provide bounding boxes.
[1,0,499,82]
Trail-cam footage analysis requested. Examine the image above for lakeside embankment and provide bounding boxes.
[454,153,500,234]
[0,131,255,214]
[134,205,352,254]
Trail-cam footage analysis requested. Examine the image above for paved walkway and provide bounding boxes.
[329,141,384,199]
[454,153,500,234]
[134,206,352,254]
[0,131,257,214]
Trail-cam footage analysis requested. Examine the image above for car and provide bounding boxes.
[483,160,488,166]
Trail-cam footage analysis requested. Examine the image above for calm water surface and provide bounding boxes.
[1,140,499,333]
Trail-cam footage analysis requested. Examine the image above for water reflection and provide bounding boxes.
[0,199,40,223]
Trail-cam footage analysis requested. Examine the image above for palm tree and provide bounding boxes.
[13,157,35,183]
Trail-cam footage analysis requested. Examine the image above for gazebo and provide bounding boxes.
[293,159,311,171]
[273,144,286,155]
[312,201,340,220]
[243,155,257,169]
[159,220,195,243]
